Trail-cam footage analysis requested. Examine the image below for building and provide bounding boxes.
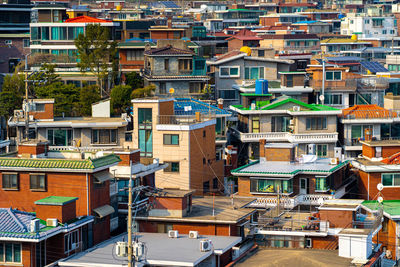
[215,8,264,29]
[259,13,308,27]
[207,50,293,107]
[141,40,209,97]
[320,37,372,53]
[352,139,400,201]
[340,14,397,38]
[259,34,320,54]
[226,29,262,52]
[230,96,341,159]
[0,140,121,245]
[57,232,242,267]
[8,99,129,149]
[0,203,93,267]
[339,104,400,159]
[131,98,225,194]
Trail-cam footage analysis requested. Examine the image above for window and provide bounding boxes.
[258,50,265,57]
[163,134,179,145]
[351,125,373,142]
[271,116,291,132]
[365,19,370,24]
[219,66,240,78]
[306,117,327,130]
[64,230,80,253]
[30,174,46,191]
[189,83,202,94]
[382,173,400,187]
[305,238,312,248]
[218,89,236,100]
[173,31,181,38]
[316,144,328,157]
[126,50,144,61]
[159,83,166,94]
[252,117,260,133]
[372,18,383,27]
[35,103,45,112]
[203,158,206,165]
[23,39,29,48]
[138,108,152,124]
[164,59,169,71]
[325,71,341,81]
[164,162,179,172]
[250,179,293,194]
[178,59,192,72]
[47,129,73,146]
[2,173,18,190]
[0,243,21,263]
[244,67,264,80]
[356,93,372,105]
[91,129,117,144]
[42,27,49,40]
[324,93,342,105]
[213,178,218,189]
[316,177,329,191]
[203,130,206,137]
[383,30,387,34]
[203,181,210,193]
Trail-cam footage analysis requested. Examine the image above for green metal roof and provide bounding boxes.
[118,41,156,47]
[35,196,78,206]
[240,93,272,97]
[362,200,400,217]
[0,154,121,171]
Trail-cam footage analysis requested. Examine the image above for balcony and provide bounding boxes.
[249,194,334,209]
[235,130,338,144]
[311,79,357,91]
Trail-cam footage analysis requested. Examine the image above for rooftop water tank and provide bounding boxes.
[255,79,268,95]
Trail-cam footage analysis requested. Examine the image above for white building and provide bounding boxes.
[341,14,397,38]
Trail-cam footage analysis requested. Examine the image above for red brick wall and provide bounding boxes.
[150,31,183,40]
[228,38,244,52]
[382,146,400,158]
[18,143,48,156]
[138,221,235,236]
[117,152,140,166]
[31,103,54,120]
[22,243,33,267]
[36,201,76,223]
[93,217,110,245]
[0,37,30,73]
[362,145,375,158]
[319,210,353,228]
[373,219,397,260]
[119,49,145,70]
[359,171,400,200]
[260,17,278,26]
[150,196,185,210]
[312,236,337,249]
[265,147,293,161]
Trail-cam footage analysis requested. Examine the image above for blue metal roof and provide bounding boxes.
[0,208,93,240]
[150,1,180,8]
[174,98,231,116]
[292,20,319,24]
[360,61,388,73]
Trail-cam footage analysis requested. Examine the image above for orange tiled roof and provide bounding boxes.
[65,16,112,23]
[382,152,400,164]
[342,104,396,119]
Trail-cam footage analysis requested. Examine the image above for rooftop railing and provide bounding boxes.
[157,114,215,125]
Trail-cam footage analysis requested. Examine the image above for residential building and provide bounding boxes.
[226,29,262,52]
[352,138,400,201]
[114,20,154,42]
[259,34,321,54]
[339,104,400,159]
[8,99,129,149]
[57,232,243,267]
[0,140,121,245]
[320,37,372,53]
[207,50,293,107]
[0,202,94,267]
[290,21,331,34]
[149,18,189,40]
[340,14,397,38]
[230,96,341,159]
[342,47,400,63]
[259,13,308,27]
[141,40,208,97]
[136,189,256,239]
[131,98,225,194]
[215,8,264,28]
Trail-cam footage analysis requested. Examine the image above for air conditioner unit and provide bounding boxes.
[334,147,342,159]
[293,106,300,112]
[46,218,58,227]
[115,241,128,257]
[200,240,212,252]
[30,219,40,233]
[133,242,145,259]
[307,144,316,155]
[330,157,339,165]
[189,231,199,239]
[168,230,179,238]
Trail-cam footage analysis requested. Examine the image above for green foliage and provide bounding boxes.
[35,82,80,117]
[0,73,25,119]
[79,84,101,116]
[125,72,143,89]
[74,24,118,95]
[131,84,155,99]
[111,85,133,114]
[29,63,61,87]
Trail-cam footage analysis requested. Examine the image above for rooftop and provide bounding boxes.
[35,196,78,206]
[144,45,194,56]
[58,232,241,266]
[64,15,112,23]
[341,104,396,119]
[174,98,231,116]
[231,159,348,177]
[362,200,400,219]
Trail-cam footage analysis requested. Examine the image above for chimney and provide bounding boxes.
[364,128,372,142]
[217,98,224,109]
[35,196,78,224]
[18,140,49,158]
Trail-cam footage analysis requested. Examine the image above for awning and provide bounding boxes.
[93,205,115,218]
[93,171,113,183]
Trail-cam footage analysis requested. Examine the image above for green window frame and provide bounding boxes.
[315,177,329,191]
[316,144,328,157]
[164,162,180,173]
[163,134,179,145]
[244,67,264,80]
[219,66,240,77]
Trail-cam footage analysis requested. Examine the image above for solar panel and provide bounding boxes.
[160,1,180,8]
[360,61,388,73]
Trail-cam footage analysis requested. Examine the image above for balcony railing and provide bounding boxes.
[249,194,334,209]
[236,130,338,143]
[141,68,207,77]
[311,79,357,91]
[157,114,215,125]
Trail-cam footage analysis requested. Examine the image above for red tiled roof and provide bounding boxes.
[227,35,262,41]
[65,16,112,23]
[144,45,194,56]
[382,152,400,164]
[210,32,232,37]
[342,104,397,119]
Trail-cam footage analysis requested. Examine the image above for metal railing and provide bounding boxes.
[157,114,215,125]
[141,68,207,77]
[237,130,338,143]
[311,79,357,90]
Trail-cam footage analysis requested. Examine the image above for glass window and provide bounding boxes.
[382,174,400,186]
[31,27,41,40]
[139,129,152,157]
[306,117,327,130]
[47,129,73,146]
[325,71,341,81]
[30,174,46,191]
[42,27,49,40]
[3,243,20,263]
[138,108,152,124]
[2,173,18,190]
[250,179,293,194]
[91,129,117,144]
[163,134,179,145]
[316,177,329,191]
[316,144,328,157]
[252,117,260,133]
[220,66,239,77]
[271,116,291,132]
[164,162,179,172]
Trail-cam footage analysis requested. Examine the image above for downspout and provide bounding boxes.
[86,173,90,216]
[368,173,370,201]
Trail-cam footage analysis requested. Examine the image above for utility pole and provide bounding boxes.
[127,160,134,267]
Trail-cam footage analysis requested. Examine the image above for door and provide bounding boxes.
[300,178,307,195]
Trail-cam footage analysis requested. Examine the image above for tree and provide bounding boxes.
[74,24,118,97]
[0,73,25,119]
[131,84,155,99]
[110,84,132,114]
[79,84,101,116]
[125,72,143,89]
[29,63,61,88]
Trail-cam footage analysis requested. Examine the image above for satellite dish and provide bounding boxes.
[318,197,324,205]
[169,88,175,94]
[377,183,384,191]
[319,95,325,102]
[378,196,384,203]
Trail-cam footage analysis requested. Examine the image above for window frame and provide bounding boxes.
[325,71,342,81]
[316,144,328,158]
[91,129,118,145]
[164,161,180,173]
[163,134,179,145]
[381,173,400,187]
[0,243,21,263]
[2,173,19,191]
[219,66,240,78]
[306,117,327,130]
[29,173,46,191]
[64,230,80,253]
